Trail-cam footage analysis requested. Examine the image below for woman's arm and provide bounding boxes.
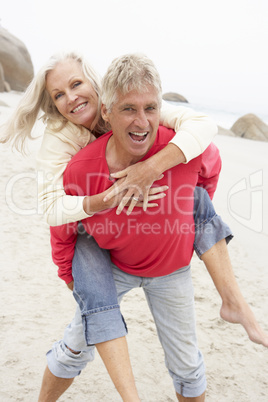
[36,124,92,226]
[104,102,218,213]
[37,123,166,226]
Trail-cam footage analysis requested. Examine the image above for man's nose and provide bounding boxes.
[134,110,149,128]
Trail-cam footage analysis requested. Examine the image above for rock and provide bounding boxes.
[0,26,34,92]
[162,92,188,103]
[0,62,6,92]
[0,100,9,107]
[231,113,268,142]
[217,125,235,137]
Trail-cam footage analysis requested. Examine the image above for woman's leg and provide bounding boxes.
[71,228,140,401]
[193,187,268,347]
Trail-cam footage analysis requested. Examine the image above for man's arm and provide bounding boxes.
[197,143,222,200]
[50,222,78,284]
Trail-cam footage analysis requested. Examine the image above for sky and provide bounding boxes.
[1,0,268,116]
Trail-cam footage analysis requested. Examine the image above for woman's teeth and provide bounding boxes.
[72,103,87,113]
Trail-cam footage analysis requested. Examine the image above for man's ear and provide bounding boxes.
[101,104,109,122]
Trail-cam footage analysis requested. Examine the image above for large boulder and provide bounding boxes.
[0,27,34,92]
[162,92,188,103]
[217,125,235,137]
[231,113,268,142]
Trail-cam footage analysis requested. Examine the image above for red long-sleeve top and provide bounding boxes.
[50,126,221,284]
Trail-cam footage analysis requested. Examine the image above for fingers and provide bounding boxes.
[110,168,128,179]
[149,185,169,195]
[115,185,169,215]
[116,192,141,215]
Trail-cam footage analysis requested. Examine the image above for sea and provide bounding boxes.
[168,100,268,130]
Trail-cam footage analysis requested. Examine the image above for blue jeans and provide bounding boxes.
[46,187,232,394]
[47,265,206,398]
[72,187,233,345]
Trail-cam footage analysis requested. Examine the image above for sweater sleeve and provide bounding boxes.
[160,100,218,162]
[197,143,222,200]
[36,123,94,226]
[50,222,78,283]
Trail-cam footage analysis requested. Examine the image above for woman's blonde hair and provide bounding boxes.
[0,51,106,153]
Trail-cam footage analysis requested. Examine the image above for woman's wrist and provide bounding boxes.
[83,189,119,215]
[145,143,186,176]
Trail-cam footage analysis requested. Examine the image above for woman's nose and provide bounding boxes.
[67,91,78,104]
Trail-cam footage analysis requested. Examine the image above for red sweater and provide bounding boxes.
[50,126,221,284]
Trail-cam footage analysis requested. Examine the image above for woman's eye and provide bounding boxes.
[55,93,63,100]
[73,81,82,88]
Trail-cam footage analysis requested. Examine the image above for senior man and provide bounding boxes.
[41,53,222,401]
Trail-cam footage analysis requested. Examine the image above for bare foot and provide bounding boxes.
[220,301,268,347]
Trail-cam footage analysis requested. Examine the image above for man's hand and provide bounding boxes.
[67,281,74,291]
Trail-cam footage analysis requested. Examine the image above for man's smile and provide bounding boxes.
[128,131,149,143]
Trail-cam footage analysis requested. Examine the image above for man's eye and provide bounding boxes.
[123,107,134,111]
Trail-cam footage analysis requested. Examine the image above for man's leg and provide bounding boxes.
[142,266,207,400]
[72,231,140,400]
[39,306,140,402]
[194,187,268,347]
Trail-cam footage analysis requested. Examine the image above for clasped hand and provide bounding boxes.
[103,160,169,215]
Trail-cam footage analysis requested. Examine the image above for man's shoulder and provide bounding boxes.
[157,125,176,144]
[67,131,111,168]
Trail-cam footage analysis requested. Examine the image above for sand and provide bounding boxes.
[0,92,267,401]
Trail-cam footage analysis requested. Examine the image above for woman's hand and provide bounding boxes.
[115,184,168,215]
[83,176,167,216]
[103,159,168,215]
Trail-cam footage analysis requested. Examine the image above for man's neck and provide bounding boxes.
[106,135,145,173]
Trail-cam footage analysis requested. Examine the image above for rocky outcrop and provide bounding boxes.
[217,125,235,137]
[231,114,268,142]
[162,92,188,103]
[0,27,34,92]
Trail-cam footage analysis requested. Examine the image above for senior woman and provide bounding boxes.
[2,51,267,401]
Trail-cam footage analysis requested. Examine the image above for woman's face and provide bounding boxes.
[46,59,99,130]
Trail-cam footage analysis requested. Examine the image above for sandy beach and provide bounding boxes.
[0,92,267,401]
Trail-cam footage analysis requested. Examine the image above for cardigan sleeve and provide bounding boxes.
[36,122,94,226]
[160,100,218,162]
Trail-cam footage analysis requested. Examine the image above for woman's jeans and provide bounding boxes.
[72,186,233,346]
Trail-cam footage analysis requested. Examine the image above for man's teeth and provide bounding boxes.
[129,132,148,136]
[72,103,87,113]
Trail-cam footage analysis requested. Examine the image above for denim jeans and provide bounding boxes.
[71,187,233,346]
[46,187,232,396]
[47,265,206,398]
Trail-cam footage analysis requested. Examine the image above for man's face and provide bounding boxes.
[102,85,161,163]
